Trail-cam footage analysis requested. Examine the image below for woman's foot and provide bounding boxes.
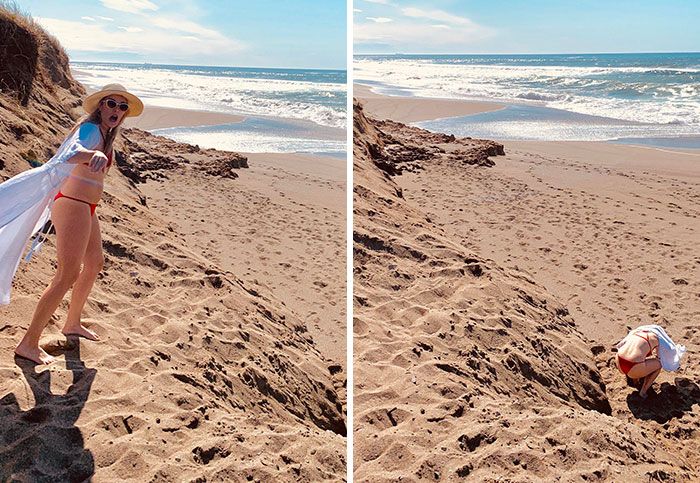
[14,343,56,365]
[62,324,100,341]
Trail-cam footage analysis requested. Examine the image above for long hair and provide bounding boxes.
[69,98,125,156]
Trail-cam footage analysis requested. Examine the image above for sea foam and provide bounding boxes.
[74,62,347,130]
[355,54,700,130]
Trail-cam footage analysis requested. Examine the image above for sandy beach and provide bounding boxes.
[123,105,245,130]
[118,99,347,369]
[76,74,246,131]
[1,126,347,480]
[354,83,503,123]
[138,146,347,367]
[0,12,346,480]
[354,90,699,480]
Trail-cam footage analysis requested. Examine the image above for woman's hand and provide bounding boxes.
[88,151,109,173]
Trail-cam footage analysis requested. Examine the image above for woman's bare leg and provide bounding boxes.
[627,358,662,399]
[640,367,662,398]
[15,200,92,364]
[63,214,103,340]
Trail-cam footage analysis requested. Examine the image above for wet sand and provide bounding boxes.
[123,105,244,130]
[354,83,504,123]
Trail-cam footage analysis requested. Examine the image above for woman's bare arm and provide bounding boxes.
[67,149,109,172]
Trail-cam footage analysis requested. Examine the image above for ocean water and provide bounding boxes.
[355,53,700,146]
[72,62,347,155]
[153,117,346,158]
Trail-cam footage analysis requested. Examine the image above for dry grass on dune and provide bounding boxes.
[0,4,84,179]
[0,1,74,104]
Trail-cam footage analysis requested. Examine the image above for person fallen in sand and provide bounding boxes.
[615,324,686,399]
[1,84,143,364]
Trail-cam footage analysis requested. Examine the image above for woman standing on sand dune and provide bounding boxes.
[0,84,143,365]
[616,325,686,399]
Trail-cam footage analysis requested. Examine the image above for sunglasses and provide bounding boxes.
[103,98,129,112]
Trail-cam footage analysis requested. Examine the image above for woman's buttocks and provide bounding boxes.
[61,165,105,203]
[617,331,658,362]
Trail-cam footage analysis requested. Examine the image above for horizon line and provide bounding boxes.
[70,59,347,73]
[354,50,700,56]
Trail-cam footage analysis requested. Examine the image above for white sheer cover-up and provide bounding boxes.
[617,324,687,372]
[0,122,102,305]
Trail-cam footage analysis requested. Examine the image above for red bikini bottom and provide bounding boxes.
[617,356,637,375]
[618,331,655,375]
[54,191,97,216]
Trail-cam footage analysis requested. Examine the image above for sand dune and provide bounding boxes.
[399,138,700,478]
[1,9,346,481]
[353,99,699,481]
[1,150,346,479]
[128,131,347,369]
[1,128,347,482]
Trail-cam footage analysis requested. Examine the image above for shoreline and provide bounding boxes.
[354,83,504,122]
[148,114,346,158]
[123,105,245,130]
[77,75,246,131]
[75,68,346,146]
[355,83,700,151]
[358,86,700,344]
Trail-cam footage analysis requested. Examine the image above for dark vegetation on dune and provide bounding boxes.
[0,1,83,176]
[0,6,345,481]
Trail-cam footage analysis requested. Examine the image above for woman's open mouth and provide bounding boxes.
[109,114,119,122]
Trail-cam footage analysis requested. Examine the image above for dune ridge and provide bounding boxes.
[353,99,696,482]
[0,7,345,481]
[397,136,700,480]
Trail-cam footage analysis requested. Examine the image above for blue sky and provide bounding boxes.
[17,0,346,69]
[354,0,700,54]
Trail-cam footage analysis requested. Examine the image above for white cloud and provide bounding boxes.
[97,16,115,21]
[354,9,363,13]
[401,7,480,27]
[35,16,246,60]
[118,26,145,33]
[81,16,96,21]
[367,17,393,23]
[150,17,224,39]
[354,4,495,52]
[101,0,158,14]
[355,18,495,51]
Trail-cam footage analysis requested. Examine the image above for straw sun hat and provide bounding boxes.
[83,83,144,117]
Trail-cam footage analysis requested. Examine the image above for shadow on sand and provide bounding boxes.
[626,377,700,424]
[0,338,96,481]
